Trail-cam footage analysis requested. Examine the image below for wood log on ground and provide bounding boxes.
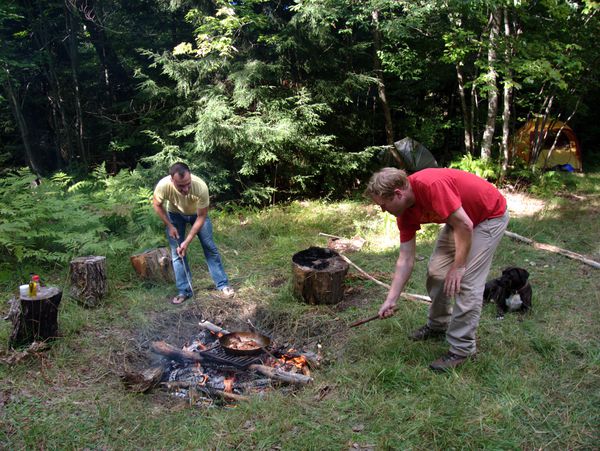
[248,364,313,385]
[197,320,230,335]
[292,247,349,305]
[130,247,175,282]
[121,365,164,393]
[69,256,108,307]
[504,230,600,269]
[9,286,62,349]
[161,382,250,402]
[150,341,312,385]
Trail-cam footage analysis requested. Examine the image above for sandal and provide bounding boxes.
[171,294,189,305]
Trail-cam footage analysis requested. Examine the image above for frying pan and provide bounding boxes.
[219,331,271,356]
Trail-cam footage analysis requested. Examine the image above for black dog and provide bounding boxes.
[483,267,532,318]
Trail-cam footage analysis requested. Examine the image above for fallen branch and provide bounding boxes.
[504,230,600,269]
[161,381,250,402]
[248,364,313,385]
[198,320,230,335]
[338,254,431,304]
[151,341,313,385]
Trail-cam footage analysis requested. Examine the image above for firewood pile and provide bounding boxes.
[121,320,320,406]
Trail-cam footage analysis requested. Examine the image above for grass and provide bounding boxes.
[1,177,599,449]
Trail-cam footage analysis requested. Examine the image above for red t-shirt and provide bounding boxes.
[397,168,506,242]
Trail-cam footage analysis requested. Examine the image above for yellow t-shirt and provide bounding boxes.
[153,174,209,214]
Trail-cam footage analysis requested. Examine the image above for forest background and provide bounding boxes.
[0,0,600,280]
[1,2,599,448]
[0,0,599,278]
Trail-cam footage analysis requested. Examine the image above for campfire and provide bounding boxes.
[122,320,318,405]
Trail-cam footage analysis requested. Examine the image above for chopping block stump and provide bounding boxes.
[130,247,174,283]
[292,247,349,305]
[69,255,108,307]
[9,286,62,349]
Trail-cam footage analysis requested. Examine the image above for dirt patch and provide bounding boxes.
[501,188,547,218]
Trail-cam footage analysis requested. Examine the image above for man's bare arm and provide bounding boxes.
[378,238,416,318]
[444,207,473,297]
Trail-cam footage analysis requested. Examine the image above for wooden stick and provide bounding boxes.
[318,232,344,240]
[198,320,230,335]
[161,381,250,402]
[151,341,313,385]
[248,364,313,385]
[339,254,431,304]
[349,313,384,328]
[504,230,600,269]
[151,341,203,363]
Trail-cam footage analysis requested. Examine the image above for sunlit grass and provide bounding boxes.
[1,186,598,449]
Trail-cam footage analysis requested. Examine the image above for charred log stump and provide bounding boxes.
[292,247,349,305]
[9,286,62,349]
[69,256,108,307]
[130,247,174,283]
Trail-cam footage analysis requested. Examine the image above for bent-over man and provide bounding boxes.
[153,162,234,304]
[365,167,508,371]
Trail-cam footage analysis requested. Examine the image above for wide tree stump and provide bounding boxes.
[9,286,62,349]
[130,247,174,283]
[292,247,349,305]
[69,256,108,307]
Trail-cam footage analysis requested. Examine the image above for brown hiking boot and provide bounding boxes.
[409,324,446,341]
[429,351,474,372]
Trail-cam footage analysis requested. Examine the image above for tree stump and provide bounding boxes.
[292,247,349,305]
[9,286,62,349]
[130,247,174,283]
[69,256,108,307]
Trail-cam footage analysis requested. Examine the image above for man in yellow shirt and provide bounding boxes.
[153,162,234,304]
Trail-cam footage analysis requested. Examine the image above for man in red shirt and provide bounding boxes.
[365,167,509,371]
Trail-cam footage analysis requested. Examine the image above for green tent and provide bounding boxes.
[394,137,438,172]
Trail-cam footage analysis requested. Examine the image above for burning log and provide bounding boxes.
[151,341,203,364]
[68,256,108,307]
[197,320,229,335]
[9,286,62,349]
[150,341,313,385]
[130,247,175,282]
[292,247,349,305]
[248,364,313,385]
[121,365,164,393]
[161,382,250,402]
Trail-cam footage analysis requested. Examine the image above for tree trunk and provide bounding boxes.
[292,247,349,305]
[69,256,108,307]
[9,286,62,349]
[456,62,474,154]
[371,9,404,167]
[65,3,87,166]
[72,0,130,102]
[1,66,39,175]
[501,7,513,177]
[480,10,500,160]
[130,248,175,283]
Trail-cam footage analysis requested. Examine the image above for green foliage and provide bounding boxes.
[0,167,162,275]
[449,153,499,180]
[529,170,577,198]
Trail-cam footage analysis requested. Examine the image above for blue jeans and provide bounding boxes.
[166,212,229,296]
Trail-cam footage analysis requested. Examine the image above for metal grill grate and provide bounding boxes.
[201,346,264,369]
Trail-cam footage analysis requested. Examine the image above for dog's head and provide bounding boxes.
[498,267,529,291]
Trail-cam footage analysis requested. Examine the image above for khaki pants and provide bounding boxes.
[426,210,509,356]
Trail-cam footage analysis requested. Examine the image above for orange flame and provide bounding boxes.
[223,375,235,393]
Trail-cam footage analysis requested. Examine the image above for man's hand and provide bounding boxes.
[168,224,179,240]
[378,299,397,318]
[176,241,189,258]
[444,265,466,297]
